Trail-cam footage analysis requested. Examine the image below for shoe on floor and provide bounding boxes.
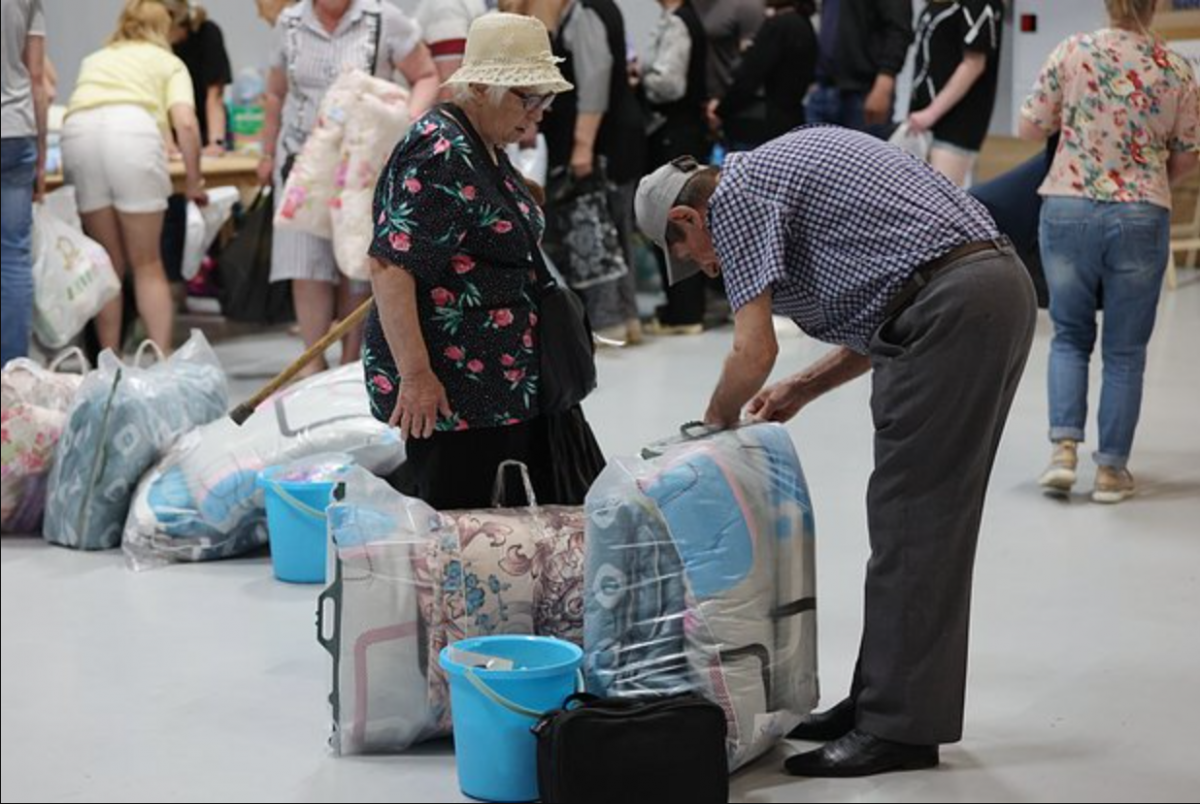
[788,697,856,742]
[1038,439,1078,493]
[624,318,645,346]
[1092,465,1135,504]
[645,318,704,336]
[784,728,939,778]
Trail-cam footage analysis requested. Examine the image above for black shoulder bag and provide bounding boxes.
[437,103,597,415]
[533,692,730,803]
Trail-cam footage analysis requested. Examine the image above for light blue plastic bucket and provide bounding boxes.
[439,636,583,803]
[257,468,334,584]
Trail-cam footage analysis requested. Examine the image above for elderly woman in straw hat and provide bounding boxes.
[363,12,606,510]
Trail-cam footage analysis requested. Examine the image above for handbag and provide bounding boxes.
[435,104,598,415]
[217,188,295,325]
[533,692,730,803]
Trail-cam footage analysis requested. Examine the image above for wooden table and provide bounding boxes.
[45,154,262,200]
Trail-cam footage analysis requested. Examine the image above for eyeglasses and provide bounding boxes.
[510,89,556,113]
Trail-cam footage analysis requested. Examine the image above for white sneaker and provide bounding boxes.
[1038,440,1078,493]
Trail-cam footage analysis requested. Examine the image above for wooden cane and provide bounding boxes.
[230,296,376,426]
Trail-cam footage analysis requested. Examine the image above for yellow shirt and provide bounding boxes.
[66,42,195,131]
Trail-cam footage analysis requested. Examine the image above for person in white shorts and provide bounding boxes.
[61,0,206,353]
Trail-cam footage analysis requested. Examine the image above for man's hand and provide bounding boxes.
[570,145,594,179]
[257,154,275,186]
[390,369,452,440]
[864,74,896,127]
[746,377,812,424]
[33,163,46,204]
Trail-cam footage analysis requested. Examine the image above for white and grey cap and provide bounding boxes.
[635,155,704,285]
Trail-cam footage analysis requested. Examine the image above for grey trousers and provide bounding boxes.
[853,244,1036,745]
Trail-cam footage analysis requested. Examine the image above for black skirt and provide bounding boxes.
[390,405,605,510]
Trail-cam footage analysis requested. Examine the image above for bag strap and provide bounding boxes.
[133,341,166,368]
[435,103,559,293]
[48,347,90,374]
[491,459,539,510]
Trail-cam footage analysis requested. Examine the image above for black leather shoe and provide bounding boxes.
[787,697,856,742]
[784,728,939,778]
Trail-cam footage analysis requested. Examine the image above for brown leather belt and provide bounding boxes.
[884,235,1012,319]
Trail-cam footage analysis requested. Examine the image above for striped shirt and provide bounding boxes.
[271,0,422,157]
[709,126,999,353]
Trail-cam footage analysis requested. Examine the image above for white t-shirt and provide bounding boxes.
[416,0,490,61]
[1,0,45,139]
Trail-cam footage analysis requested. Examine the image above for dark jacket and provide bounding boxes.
[717,8,816,145]
[829,0,913,93]
[542,0,647,184]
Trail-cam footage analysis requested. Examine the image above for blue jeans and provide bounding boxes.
[1040,197,1170,469]
[804,85,893,140]
[1,137,37,367]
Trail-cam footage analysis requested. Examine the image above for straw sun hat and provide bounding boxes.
[442,12,573,94]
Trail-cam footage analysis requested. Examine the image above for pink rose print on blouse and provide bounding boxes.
[431,288,457,307]
[522,329,534,349]
[422,121,438,136]
[500,354,516,367]
[445,345,466,362]
[451,254,476,275]
[404,176,423,193]
[529,312,538,327]
[490,309,515,328]
[371,375,395,395]
[518,201,530,215]
[504,368,526,385]
[466,359,485,374]
[492,220,514,234]
[378,211,386,225]
[434,137,451,155]
[461,185,477,201]
[455,419,470,431]
[389,232,412,252]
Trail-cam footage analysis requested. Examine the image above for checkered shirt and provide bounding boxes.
[709,126,999,353]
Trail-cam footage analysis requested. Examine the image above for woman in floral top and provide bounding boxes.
[364,13,605,509]
[1020,0,1199,503]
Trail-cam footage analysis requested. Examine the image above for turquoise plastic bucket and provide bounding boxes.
[439,636,583,803]
[257,468,333,584]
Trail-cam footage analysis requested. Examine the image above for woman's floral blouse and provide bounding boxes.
[1022,28,1199,210]
[364,107,546,431]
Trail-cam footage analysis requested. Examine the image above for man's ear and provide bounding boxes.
[666,205,702,230]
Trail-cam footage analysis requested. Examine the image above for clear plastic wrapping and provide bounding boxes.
[123,362,405,570]
[583,423,819,770]
[320,463,586,755]
[43,333,229,551]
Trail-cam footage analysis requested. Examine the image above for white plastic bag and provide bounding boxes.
[1,350,88,533]
[181,186,239,281]
[31,192,122,349]
[888,122,933,162]
[43,332,230,551]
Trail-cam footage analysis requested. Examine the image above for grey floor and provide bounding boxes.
[3,281,1199,803]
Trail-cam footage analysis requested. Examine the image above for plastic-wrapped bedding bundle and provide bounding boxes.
[584,423,818,770]
[122,363,406,570]
[320,463,587,754]
[43,333,229,551]
[1,354,86,534]
[321,467,443,755]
